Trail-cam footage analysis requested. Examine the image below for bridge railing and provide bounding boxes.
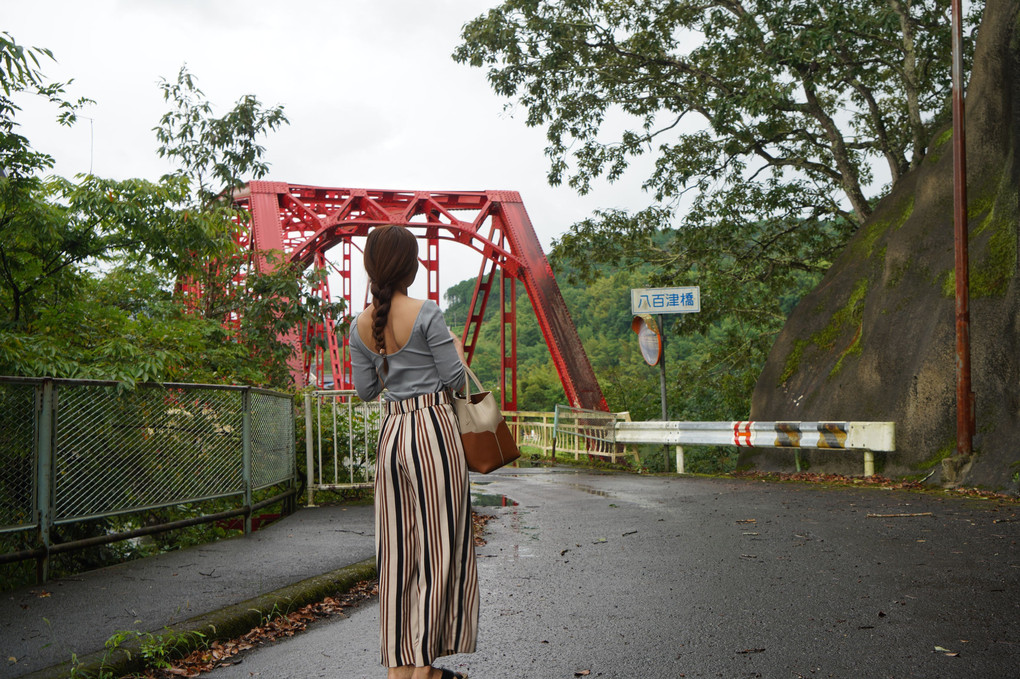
[301,400,638,506]
[0,377,298,581]
[502,410,556,456]
[550,405,636,464]
[504,408,635,463]
[303,390,383,505]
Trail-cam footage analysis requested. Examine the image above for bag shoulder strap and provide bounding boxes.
[461,362,485,397]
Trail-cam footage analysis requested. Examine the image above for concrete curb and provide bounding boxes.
[19,558,377,679]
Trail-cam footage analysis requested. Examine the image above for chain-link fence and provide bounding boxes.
[0,377,297,580]
[0,379,37,533]
[303,391,383,504]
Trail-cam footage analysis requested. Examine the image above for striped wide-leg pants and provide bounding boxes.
[375,391,479,668]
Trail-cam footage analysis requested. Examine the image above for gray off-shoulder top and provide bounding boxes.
[349,300,465,402]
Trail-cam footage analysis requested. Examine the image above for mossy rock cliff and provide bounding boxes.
[746,0,1020,492]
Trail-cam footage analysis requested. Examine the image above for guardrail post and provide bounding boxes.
[36,379,54,583]
[242,388,252,536]
[675,446,685,475]
[863,450,875,478]
[304,392,316,507]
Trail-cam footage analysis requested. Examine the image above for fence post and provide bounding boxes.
[285,396,297,516]
[242,388,252,536]
[863,450,875,478]
[35,379,55,583]
[304,392,316,507]
[675,446,685,475]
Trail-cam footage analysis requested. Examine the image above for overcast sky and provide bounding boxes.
[6,0,653,308]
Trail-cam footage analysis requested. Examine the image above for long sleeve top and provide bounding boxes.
[349,300,465,402]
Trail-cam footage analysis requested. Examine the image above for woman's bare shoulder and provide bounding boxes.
[392,295,427,319]
[353,306,374,346]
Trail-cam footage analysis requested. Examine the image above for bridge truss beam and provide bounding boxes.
[231,181,607,412]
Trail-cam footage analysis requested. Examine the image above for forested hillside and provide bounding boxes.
[443,256,819,423]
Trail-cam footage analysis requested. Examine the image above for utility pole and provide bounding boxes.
[951,0,975,458]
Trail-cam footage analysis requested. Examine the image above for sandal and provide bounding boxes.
[439,670,467,679]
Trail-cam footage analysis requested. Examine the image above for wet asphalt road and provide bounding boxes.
[205,468,1018,679]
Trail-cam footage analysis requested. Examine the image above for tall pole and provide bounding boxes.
[657,314,669,471]
[951,0,975,457]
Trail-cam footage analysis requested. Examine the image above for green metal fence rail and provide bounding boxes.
[0,377,298,581]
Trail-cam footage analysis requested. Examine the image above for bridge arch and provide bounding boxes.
[232,181,607,411]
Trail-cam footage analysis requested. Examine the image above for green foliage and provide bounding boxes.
[455,0,982,399]
[455,0,977,215]
[66,626,209,678]
[106,627,207,673]
[304,398,380,486]
[447,251,818,424]
[0,38,337,390]
[155,66,288,209]
[0,32,91,178]
[444,276,498,329]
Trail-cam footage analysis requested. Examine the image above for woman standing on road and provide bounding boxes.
[349,224,478,679]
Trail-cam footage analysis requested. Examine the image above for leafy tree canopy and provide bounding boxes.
[454,0,981,334]
[0,36,335,389]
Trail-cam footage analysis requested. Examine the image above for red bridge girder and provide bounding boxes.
[233,181,607,412]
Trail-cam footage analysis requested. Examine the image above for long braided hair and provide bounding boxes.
[362,225,419,376]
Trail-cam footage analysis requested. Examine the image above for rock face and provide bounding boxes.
[746,0,1020,492]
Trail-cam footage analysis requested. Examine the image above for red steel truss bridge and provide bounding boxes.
[209,181,606,412]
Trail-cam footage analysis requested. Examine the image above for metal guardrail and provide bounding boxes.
[551,405,636,464]
[303,390,383,505]
[0,377,298,580]
[614,420,896,476]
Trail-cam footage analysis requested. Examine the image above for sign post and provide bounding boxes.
[631,286,701,472]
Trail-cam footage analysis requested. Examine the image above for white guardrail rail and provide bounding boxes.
[614,420,895,476]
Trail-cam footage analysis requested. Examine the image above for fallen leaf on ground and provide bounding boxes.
[731,470,1020,502]
[574,671,591,676]
[145,579,379,678]
[472,511,494,546]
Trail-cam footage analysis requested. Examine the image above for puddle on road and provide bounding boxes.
[470,485,536,558]
[564,483,613,498]
[471,478,518,506]
[471,489,519,507]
